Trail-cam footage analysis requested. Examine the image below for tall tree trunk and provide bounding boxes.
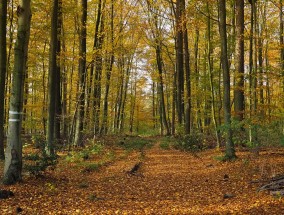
[281,0,284,93]
[258,2,265,115]
[74,0,87,146]
[218,0,236,160]
[89,0,102,135]
[119,59,132,133]
[176,0,184,125]
[156,42,170,135]
[41,40,48,136]
[129,74,136,134]
[183,0,191,135]
[206,2,220,148]
[248,0,258,147]
[234,0,245,121]
[93,15,104,136]
[0,0,7,160]
[46,0,59,155]
[100,0,114,135]
[280,0,284,133]
[55,0,63,141]
[61,20,68,140]
[3,0,31,184]
[194,27,202,131]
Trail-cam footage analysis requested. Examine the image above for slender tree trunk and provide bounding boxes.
[172,71,176,135]
[176,0,184,125]
[93,15,104,136]
[280,0,284,93]
[119,60,132,133]
[156,42,170,135]
[89,0,103,135]
[74,0,87,146]
[0,0,8,160]
[61,21,68,140]
[100,0,114,135]
[194,27,202,131]
[280,0,284,134]
[42,40,47,136]
[153,82,157,130]
[129,74,136,134]
[218,0,236,160]
[55,0,63,141]
[248,0,258,147]
[258,3,264,115]
[3,0,31,184]
[46,0,59,155]
[206,3,220,148]
[183,0,191,135]
[234,0,245,121]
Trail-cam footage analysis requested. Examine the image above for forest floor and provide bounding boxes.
[1,136,284,214]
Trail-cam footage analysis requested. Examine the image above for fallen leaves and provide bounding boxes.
[1,137,284,214]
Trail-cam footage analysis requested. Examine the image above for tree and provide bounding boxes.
[74,0,87,146]
[248,0,258,147]
[218,0,236,160]
[100,0,114,135]
[206,2,220,148]
[46,0,59,155]
[0,0,7,160]
[183,0,191,135]
[234,0,245,121]
[280,0,284,93]
[3,0,31,185]
[176,0,185,125]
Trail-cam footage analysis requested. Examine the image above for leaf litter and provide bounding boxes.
[1,137,284,214]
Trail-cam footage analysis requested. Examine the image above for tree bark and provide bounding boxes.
[183,0,191,135]
[93,14,104,136]
[206,2,220,148]
[218,0,236,160]
[176,0,184,125]
[74,0,87,146]
[55,0,63,141]
[234,0,245,121]
[156,42,170,135]
[3,0,31,184]
[0,0,7,160]
[100,0,114,135]
[46,0,59,155]
[280,0,284,93]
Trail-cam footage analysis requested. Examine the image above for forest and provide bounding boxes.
[1,0,284,214]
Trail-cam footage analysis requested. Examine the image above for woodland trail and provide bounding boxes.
[1,138,284,214]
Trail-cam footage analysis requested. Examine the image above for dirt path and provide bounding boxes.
[1,140,284,214]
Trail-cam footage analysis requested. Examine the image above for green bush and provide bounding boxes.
[120,138,153,151]
[174,133,203,152]
[32,134,46,149]
[65,143,105,162]
[24,153,57,176]
[159,142,170,150]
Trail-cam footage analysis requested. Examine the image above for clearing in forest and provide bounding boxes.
[1,136,284,214]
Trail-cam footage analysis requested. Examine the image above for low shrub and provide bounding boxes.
[174,133,203,152]
[24,153,57,176]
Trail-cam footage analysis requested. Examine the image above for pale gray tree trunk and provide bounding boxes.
[0,0,8,160]
[3,0,31,185]
[74,0,87,146]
